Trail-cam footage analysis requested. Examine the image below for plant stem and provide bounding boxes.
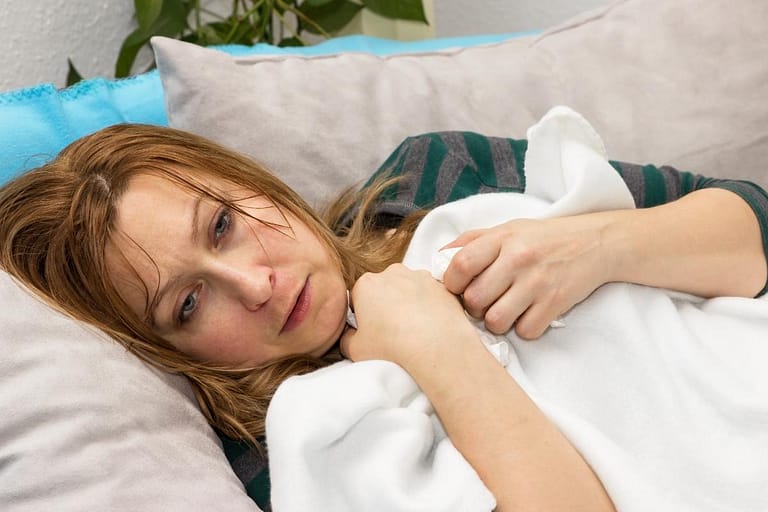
[194,0,202,40]
[225,0,266,43]
[276,0,331,39]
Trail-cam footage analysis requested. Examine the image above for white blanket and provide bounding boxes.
[266,107,768,511]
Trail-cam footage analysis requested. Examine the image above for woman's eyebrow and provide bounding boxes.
[149,194,204,328]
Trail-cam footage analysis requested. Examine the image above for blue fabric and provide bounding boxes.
[216,32,537,56]
[0,72,170,185]
[0,32,530,186]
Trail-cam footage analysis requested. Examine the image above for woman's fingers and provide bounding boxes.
[440,228,485,250]
[514,301,561,340]
[341,264,476,364]
[483,282,567,339]
[481,284,528,334]
[442,234,501,296]
[440,216,612,338]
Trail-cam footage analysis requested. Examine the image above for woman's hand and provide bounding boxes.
[343,267,617,512]
[342,266,617,512]
[443,188,768,340]
[341,264,479,371]
[442,214,614,339]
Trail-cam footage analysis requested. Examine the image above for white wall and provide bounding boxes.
[434,0,609,36]
[1,0,609,92]
[1,0,137,92]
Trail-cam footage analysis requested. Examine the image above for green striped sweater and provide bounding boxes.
[362,132,768,246]
[224,131,768,511]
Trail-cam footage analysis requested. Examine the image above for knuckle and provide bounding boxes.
[356,271,375,286]
[515,320,539,340]
[550,287,570,308]
[460,286,484,311]
[484,309,511,335]
[450,250,474,274]
[354,271,381,294]
[526,268,551,290]
[509,244,538,268]
[414,268,432,278]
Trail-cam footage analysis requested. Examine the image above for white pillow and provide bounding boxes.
[154,0,768,207]
[0,271,260,512]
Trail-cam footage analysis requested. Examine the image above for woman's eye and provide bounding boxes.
[213,207,231,244]
[177,289,199,324]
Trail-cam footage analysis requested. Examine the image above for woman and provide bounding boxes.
[0,123,765,511]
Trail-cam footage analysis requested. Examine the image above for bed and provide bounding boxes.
[1,0,766,510]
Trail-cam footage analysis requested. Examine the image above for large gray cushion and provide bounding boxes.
[154,0,768,209]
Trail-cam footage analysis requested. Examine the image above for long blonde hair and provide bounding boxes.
[0,124,424,445]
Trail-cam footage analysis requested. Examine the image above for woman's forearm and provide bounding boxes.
[603,188,766,298]
[402,329,616,512]
[343,267,615,507]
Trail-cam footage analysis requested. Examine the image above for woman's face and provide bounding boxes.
[107,173,348,367]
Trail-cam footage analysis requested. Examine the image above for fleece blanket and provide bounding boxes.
[265,107,768,511]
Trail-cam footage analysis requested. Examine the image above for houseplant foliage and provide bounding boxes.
[66,0,427,85]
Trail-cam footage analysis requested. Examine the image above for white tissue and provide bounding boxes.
[430,247,461,282]
[345,290,357,329]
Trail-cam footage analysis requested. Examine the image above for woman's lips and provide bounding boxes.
[282,278,310,333]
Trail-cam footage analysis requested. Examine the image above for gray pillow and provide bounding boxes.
[0,271,261,512]
[154,0,768,207]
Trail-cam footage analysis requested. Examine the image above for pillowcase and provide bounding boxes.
[0,271,261,512]
[0,33,518,188]
[0,29,502,512]
[153,35,545,207]
[154,0,768,209]
[0,32,522,512]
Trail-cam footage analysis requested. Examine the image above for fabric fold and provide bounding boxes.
[266,106,768,511]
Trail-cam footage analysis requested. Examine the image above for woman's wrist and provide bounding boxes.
[595,208,643,286]
[593,189,766,297]
[397,318,482,387]
[399,309,616,511]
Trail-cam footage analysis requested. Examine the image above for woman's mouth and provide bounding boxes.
[282,278,311,333]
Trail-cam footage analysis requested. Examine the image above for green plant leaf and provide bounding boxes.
[115,0,188,77]
[363,0,428,23]
[115,28,150,77]
[66,58,84,87]
[303,0,337,6]
[199,24,226,45]
[278,36,305,47]
[134,0,163,31]
[299,0,363,34]
[143,0,188,37]
[220,17,259,45]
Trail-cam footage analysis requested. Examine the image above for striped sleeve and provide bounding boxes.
[362,132,527,217]
[610,160,768,296]
[363,132,768,296]
[218,434,272,511]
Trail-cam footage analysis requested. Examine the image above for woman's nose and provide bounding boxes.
[223,264,274,311]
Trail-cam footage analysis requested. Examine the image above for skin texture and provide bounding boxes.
[107,174,348,367]
[107,173,764,511]
[442,188,767,339]
[341,264,617,512]
[342,188,765,511]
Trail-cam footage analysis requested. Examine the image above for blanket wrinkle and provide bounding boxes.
[265,106,768,512]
